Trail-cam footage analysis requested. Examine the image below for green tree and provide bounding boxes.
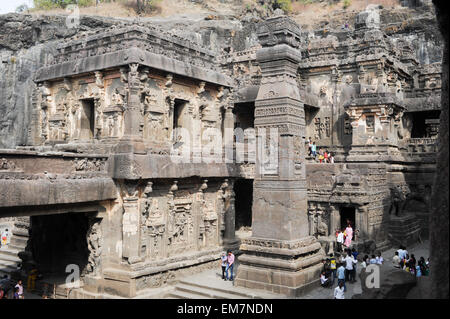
[273,0,292,13]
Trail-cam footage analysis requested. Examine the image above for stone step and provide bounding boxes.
[178,279,260,299]
[0,252,21,263]
[175,282,244,299]
[168,289,213,300]
[0,247,21,258]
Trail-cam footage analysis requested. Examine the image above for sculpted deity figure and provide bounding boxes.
[112,88,124,106]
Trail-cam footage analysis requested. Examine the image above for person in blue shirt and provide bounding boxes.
[351,248,359,283]
[311,142,317,157]
[337,262,346,292]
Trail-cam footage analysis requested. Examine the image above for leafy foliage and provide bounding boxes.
[33,0,95,10]
[273,0,292,13]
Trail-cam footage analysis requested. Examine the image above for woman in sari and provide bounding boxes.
[344,224,353,248]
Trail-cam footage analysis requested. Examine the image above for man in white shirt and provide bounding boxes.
[336,230,344,252]
[342,251,357,282]
[334,281,345,299]
[393,252,401,268]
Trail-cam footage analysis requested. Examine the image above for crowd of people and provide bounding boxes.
[319,219,430,299]
[306,138,335,163]
[393,245,430,277]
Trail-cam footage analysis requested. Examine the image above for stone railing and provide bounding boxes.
[404,137,438,154]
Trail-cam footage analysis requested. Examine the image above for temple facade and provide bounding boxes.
[0,6,441,298]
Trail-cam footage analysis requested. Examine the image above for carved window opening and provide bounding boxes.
[172,98,189,143]
[410,110,440,138]
[365,115,375,133]
[80,99,95,140]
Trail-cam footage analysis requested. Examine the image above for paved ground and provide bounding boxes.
[2,241,430,299]
[302,239,430,299]
[177,239,431,300]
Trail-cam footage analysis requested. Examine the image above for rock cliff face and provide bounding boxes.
[0,14,122,148]
[0,2,443,148]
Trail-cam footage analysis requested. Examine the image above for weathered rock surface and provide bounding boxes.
[354,267,417,299]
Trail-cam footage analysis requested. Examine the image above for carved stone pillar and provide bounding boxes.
[222,179,238,249]
[115,64,146,154]
[236,15,323,297]
[122,181,142,264]
[330,205,340,234]
[222,89,235,163]
[357,205,369,240]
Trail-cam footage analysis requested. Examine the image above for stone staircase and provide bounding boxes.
[0,217,30,278]
[388,215,421,247]
[165,269,283,299]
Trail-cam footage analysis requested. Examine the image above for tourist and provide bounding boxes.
[393,251,401,268]
[409,254,417,275]
[318,148,324,163]
[342,250,357,283]
[15,280,24,299]
[1,228,9,247]
[361,255,368,269]
[344,223,353,248]
[369,255,377,264]
[337,262,346,291]
[329,153,335,163]
[323,258,332,279]
[320,272,329,287]
[13,287,20,299]
[220,252,227,280]
[307,138,313,156]
[330,253,337,286]
[376,252,384,265]
[403,246,409,260]
[351,248,359,282]
[225,250,235,281]
[418,257,428,276]
[334,281,345,299]
[416,265,422,277]
[311,142,317,158]
[396,245,406,260]
[336,229,344,252]
[324,150,329,163]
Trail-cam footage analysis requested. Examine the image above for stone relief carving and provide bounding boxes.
[72,158,106,172]
[85,218,102,277]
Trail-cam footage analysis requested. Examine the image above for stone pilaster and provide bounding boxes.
[235,14,323,297]
[121,181,142,264]
[114,63,146,154]
[222,179,239,250]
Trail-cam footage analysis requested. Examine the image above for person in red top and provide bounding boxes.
[226,250,235,281]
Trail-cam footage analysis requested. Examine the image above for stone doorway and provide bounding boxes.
[234,179,253,240]
[28,213,91,279]
[340,206,356,232]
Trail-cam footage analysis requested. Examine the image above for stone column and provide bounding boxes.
[115,64,146,154]
[330,205,340,234]
[357,205,369,240]
[235,14,324,297]
[222,179,239,250]
[223,100,235,163]
[121,181,142,264]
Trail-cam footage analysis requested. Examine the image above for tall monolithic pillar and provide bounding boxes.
[235,15,324,296]
[114,63,146,154]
